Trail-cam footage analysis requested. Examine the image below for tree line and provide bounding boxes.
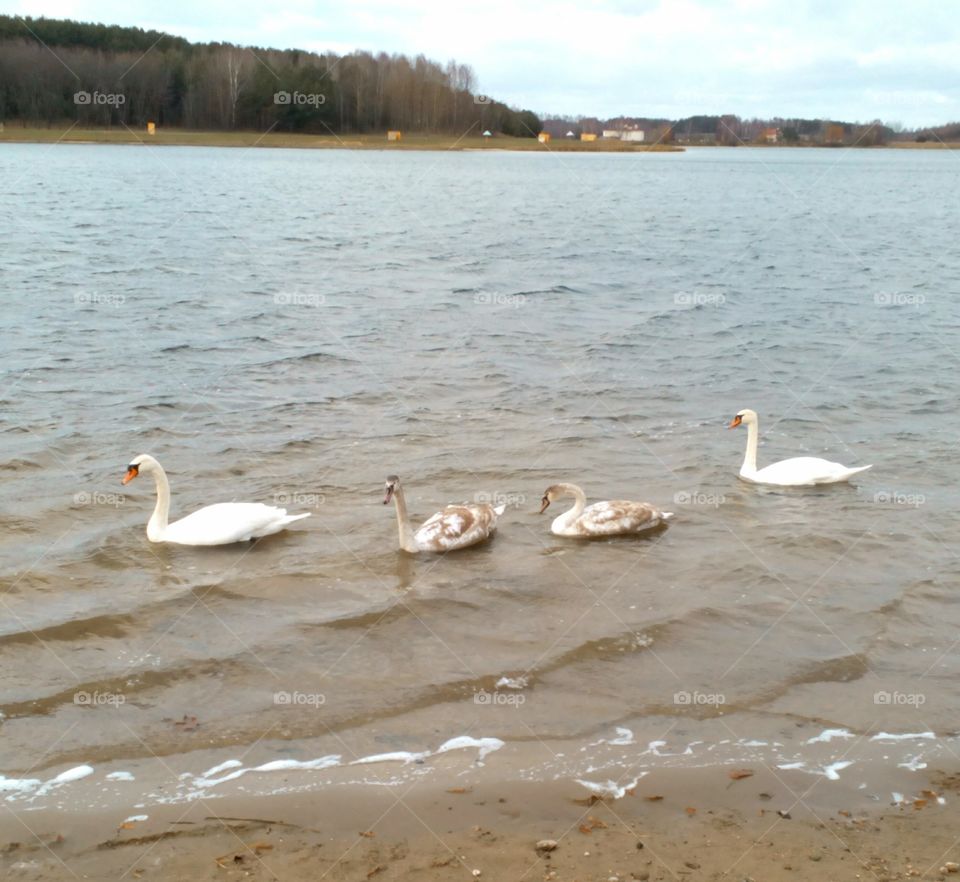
[0,15,542,136]
[544,113,954,147]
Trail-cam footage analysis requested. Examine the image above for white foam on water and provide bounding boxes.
[805,728,853,745]
[495,676,527,690]
[351,751,427,765]
[0,776,42,795]
[777,762,806,770]
[821,761,853,780]
[196,755,342,788]
[106,771,135,782]
[870,732,936,742]
[898,756,927,771]
[436,736,504,763]
[609,728,634,746]
[52,765,94,784]
[574,774,646,799]
[123,814,148,823]
[34,765,95,797]
[201,760,243,778]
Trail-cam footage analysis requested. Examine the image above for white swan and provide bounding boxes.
[383,475,505,553]
[122,454,310,545]
[728,409,872,486]
[539,483,673,537]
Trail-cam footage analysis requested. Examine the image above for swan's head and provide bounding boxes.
[384,475,400,505]
[122,453,158,485]
[539,485,560,514]
[728,408,758,429]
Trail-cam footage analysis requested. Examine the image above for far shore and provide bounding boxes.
[2,126,958,153]
[0,126,683,152]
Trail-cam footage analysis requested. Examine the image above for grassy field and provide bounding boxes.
[888,139,960,149]
[0,126,684,152]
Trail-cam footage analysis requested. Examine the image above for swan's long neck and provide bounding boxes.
[553,483,587,531]
[146,464,171,541]
[391,485,420,553]
[741,420,759,475]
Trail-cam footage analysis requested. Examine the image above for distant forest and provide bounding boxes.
[0,15,542,136]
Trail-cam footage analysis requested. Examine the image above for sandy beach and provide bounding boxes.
[4,762,960,881]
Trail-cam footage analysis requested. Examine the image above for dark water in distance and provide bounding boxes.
[2,143,960,808]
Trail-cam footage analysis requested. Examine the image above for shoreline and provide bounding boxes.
[0,127,683,153]
[2,127,958,152]
[3,761,958,880]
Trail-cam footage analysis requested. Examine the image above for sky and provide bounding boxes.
[11,0,960,127]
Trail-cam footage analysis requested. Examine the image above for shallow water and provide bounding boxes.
[2,143,960,808]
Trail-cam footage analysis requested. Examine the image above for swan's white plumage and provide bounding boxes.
[729,409,872,487]
[123,454,309,546]
[159,502,309,546]
[541,483,672,538]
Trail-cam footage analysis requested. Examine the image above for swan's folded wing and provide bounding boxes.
[581,501,663,534]
[165,502,301,545]
[414,504,497,551]
[753,456,859,486]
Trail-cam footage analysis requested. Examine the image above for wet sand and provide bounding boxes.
[5,763,960,881]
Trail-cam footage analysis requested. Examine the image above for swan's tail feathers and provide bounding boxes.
[847,465,873,478]
[661,511,675,521]
[493,504,507,516]
[283,512,312,524]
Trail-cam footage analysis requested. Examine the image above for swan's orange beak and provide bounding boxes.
[538,496,551,514]
[122,466,139,485]
[728,415,742,429]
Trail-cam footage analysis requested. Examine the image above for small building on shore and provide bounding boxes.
[537,132,551,143]
[602,129,621,139]
[622,130,645,142]
[580,133,598,142]
[387,130,402,141]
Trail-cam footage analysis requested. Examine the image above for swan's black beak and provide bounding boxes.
[728,415,742,429]
[122,464,139,485]
[383,485,395,505]
[538,496,550,514]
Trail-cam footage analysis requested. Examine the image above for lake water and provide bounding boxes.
[2,142,960,809]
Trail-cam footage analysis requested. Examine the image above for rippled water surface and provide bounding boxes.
[3,143,960,804]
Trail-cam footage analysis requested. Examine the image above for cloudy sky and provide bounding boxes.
[12,0,959,126]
